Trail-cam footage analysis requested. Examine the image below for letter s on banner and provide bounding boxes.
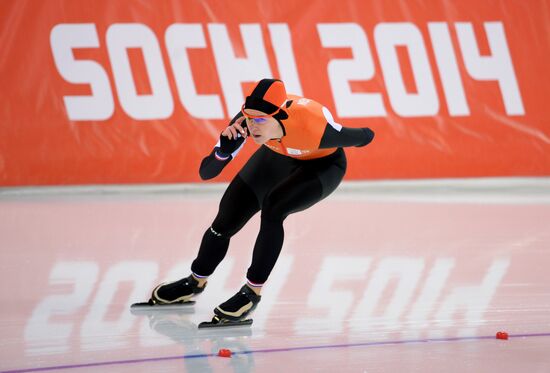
[50,24,114,121]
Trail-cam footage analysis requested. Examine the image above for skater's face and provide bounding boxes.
[242,109,283,145]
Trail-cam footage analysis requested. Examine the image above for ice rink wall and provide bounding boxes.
[1,0,549,186]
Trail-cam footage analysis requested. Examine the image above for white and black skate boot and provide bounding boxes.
[198,285,260,328]
[131,274,206,309]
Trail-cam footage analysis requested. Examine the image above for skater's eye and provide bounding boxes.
[252,118,267,124]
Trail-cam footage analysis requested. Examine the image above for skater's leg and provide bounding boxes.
[214,152,346,320]
[245,168,324,288]
[191,147,294,277]
[247,149,347,287]
[212,170,326,319]
[190,175,260,276]
[152,176,259,305]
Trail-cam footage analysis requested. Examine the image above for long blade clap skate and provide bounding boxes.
[131,274,206,309]
[198,285,260,328]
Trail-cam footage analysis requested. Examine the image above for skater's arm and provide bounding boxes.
[199,113,248,180]
[199,149,233,180]
[318,124,375,149]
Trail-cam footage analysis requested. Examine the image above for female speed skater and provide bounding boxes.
[144,78,375,326]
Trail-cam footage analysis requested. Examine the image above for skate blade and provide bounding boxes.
[130,300,195,314]
[198,316,253,329]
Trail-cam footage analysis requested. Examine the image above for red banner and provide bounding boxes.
[1,0,549,186]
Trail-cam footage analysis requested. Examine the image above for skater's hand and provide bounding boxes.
[219,117,248,155]
[221,116,248,140]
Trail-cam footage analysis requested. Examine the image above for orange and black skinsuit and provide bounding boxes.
[191,94,374,285]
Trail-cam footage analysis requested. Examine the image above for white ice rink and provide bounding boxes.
[1,178,550,372]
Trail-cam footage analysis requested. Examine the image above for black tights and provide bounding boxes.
[191,147,346,284]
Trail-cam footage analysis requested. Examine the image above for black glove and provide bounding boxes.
[218,131,246,156]
[216,112,248,157]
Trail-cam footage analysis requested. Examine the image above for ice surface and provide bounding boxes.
[1,179,549,372]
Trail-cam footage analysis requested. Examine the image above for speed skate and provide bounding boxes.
[197,284,261,328]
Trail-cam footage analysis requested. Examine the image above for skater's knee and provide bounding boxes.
[208,225,231,238]
[210,209,250,237]
[209,221,240,238]
[261,193,288,222]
